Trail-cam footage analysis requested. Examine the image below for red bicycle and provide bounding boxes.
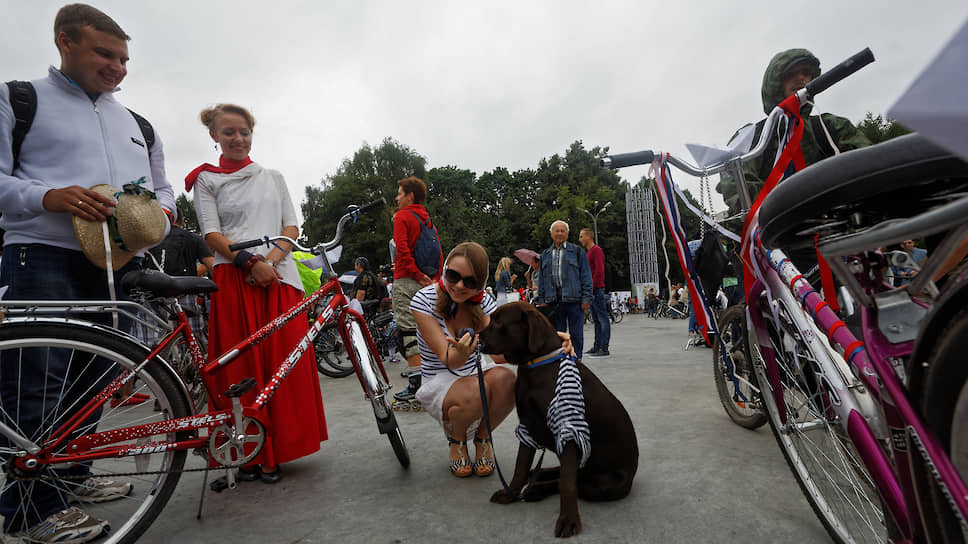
[0,199,406,543]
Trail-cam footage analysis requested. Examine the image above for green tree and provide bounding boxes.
[857,113,912,144]
[176,193,200,233]
[300,138,426,271]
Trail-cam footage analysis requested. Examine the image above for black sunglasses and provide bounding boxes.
[444,268,481,290]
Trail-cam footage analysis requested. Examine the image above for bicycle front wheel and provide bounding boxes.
[342,317,410,468]
[748,302,887,543]
[712,305,766,429]
[611,308,623,324]
[0,321,193,544]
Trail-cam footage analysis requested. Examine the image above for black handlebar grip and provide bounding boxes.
[601,150,656,169]
[228,239,265,252]
[358,198,386,213]
[805,48,874,97]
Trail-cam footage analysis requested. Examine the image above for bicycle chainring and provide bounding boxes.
[209,417,266,467]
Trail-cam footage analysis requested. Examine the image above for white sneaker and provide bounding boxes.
[17,507,108,544]
[70,476,133,504]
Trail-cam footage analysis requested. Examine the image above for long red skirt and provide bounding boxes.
[208,264,328,466]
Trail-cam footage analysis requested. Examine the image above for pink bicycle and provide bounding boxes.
[605,49,968,542]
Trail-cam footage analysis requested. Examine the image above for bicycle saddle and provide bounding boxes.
[759,133,968,251]
[120,269,219,297]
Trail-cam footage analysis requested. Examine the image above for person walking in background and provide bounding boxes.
[579,228,610,357]
[493,257,517,305]
[0,5,176,541]
[391,176,442,406]
[188,103,327,485]
[536,220,592,361]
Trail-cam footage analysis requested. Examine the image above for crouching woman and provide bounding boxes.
[411,242,515,478]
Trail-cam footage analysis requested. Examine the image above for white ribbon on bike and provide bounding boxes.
[102,222,119,329]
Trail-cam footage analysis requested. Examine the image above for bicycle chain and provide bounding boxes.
[10,457,245,482]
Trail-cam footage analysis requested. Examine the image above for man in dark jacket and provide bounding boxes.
[717,48,870,221]
[536,220,593,361]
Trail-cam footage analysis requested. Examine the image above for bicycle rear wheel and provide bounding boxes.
[314,324,354,378]
[0,321,193,544]
[748,302,887,543]
[711,305,766,429]
[164,331,208,414]
[342,316,410,468]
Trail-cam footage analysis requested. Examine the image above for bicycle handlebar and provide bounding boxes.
[600,48,874,175]
[805,48,875,98]
[227,239,265,251]
[601,151,654,170]
[227,197,387,254]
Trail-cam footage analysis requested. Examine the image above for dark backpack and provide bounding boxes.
[407,209,442,277]
[5,80,155,171]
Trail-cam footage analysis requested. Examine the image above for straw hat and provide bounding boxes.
[72,183,168,271]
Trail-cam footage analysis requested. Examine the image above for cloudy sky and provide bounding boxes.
[4,1,966,223]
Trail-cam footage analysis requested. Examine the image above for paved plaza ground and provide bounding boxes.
[142,314,829,543]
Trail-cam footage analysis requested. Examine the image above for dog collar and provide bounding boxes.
[524,350,566,369]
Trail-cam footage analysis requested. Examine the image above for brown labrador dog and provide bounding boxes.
[479,302,638,538]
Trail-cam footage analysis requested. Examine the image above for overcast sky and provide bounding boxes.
[4,1,966,224]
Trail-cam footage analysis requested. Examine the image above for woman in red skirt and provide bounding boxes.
[187,103,327,483]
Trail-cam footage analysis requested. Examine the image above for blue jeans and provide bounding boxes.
[688,302,699,334]
[589,288,610,351]
[0,245,140,531]
[555,301,585,360]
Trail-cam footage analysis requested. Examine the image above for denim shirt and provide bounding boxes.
[536,242,593,305]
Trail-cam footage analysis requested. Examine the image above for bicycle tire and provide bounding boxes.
[164,331,208,414]
[314,326,354,378]
[0,321,192,544]
[748,301,887,543]
[913,305,968,542]
[342,317,410,468]
[711,305,767,429]
[612,308,623,324]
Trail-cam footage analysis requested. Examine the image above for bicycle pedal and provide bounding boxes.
[209,476,229,493]
[225,377,257,398]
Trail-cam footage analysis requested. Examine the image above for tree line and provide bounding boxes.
[177,113,908,292]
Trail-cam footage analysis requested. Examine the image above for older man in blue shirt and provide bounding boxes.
[536,220,593,360]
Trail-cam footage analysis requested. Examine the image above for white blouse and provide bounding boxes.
[193,162,302,292]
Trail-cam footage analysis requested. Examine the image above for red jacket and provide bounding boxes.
[392,204,441,282]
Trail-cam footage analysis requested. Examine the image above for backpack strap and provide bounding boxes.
[4,81,156,171]
[127,108,155,152]
[407,209,429,228]
[5,80,37,172]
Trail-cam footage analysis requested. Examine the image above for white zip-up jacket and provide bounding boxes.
[0,66,174,250]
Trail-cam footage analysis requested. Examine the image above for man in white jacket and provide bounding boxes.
[0,4,174,542]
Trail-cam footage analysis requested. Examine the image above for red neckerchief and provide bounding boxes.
[437,279,485,318]
[184,155,254,191]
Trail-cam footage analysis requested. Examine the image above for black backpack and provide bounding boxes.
[6,80,155,170]
[407,209,442,277]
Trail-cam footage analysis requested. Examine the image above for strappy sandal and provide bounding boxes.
[448,436,472,478]
[473,436,495,477]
